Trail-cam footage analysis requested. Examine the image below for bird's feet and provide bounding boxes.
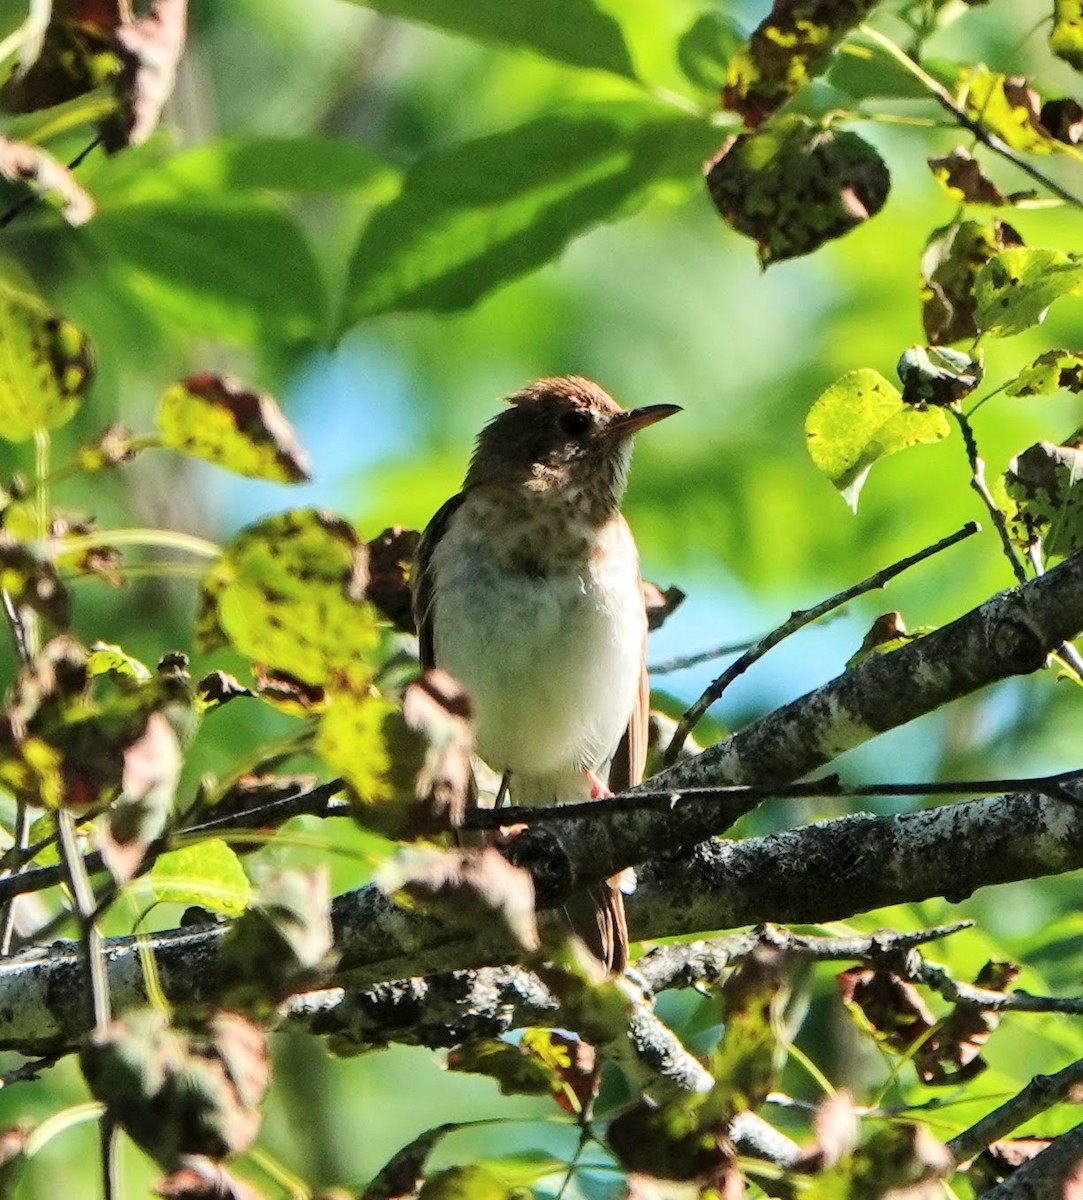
[585,769,613,799]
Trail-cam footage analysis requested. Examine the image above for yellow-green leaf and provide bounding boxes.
[0,287,94,443]
[148,838,251,917]
[1052,0,1083,71]
[805,369,950,511]
[157,374,312,483]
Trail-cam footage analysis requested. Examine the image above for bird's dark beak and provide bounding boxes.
[604,403,682,438]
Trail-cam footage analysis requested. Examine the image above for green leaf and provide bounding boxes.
[156,374,312,483]
[82,198,328,345]
[705,116,889,266]
[0,287,94,443]
[805,369,950,511]
[974,247,1083,338]
[148,838,252,918]
[342,101,718,322]
[1051,0,1083,71]
[197,509,380,686]
[1005,350,1083,397]
[144,135,400,199]
[676,11,745,94]
[723,0,878,127]
[343,0,636,78]
[417,1164,516,1200]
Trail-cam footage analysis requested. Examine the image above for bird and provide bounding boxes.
[412,376,680,973]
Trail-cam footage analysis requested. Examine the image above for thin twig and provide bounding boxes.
[0,778,348,907]
[662,522,979,764]
[948,1057,1083,1164]
[465,767,1083,828]
[859,24,1083,211]
[650,638,756,676]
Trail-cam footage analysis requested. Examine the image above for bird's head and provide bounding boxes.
[465,376,680,514]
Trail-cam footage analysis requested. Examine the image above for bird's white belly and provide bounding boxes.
[430,522,644,800]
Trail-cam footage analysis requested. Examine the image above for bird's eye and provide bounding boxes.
[557,410,593,437]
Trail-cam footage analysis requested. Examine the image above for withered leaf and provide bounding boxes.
[82,1009,269,1168]
[928,146,1005,206]
[366,526,420,633]
[101,0,188,152]
[643,581,685,632]
[897,344,983,408]
[0,138,94,224]
[1041,97,1083,144]
[218,867,334,1017]
[837,966,936,1054]
[361,1126,455,1200]
[155,1159,266,1200]
[379,845,538,952]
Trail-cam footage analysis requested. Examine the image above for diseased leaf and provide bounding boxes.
[607,1094,735,1183]
[342,0,636,79]
[343,102,719,322]
[837,966,936,1054]
[1052,0,1083,71]
[353,670,471,837]
[87,642,151,682]
[897,345,983,407]
[974,247,1083,337]
[316,683,394,815]
[0,138,94,224]
[149,839,251,917]
[958,69,1052,153]
[0,534,69,629]
[101,0,188,152]
[921,217,1023,344]
[705,116,889,266]
[0,287,94,443]
[1005,349,1083,397]
[1005,440,1083,559]
[847,611,934,666]
[913,960,1018,1086]
[723,0,879,128]
[805,369,950,511]
[197,509,379,686]
[157,375,311,483]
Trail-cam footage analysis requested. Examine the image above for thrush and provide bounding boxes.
[412,376,679,972]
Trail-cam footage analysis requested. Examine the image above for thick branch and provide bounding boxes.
[7,786,1083,1058]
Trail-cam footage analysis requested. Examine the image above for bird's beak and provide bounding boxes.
[603,403,682,438]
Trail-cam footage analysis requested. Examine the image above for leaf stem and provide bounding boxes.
[52,527,222,560]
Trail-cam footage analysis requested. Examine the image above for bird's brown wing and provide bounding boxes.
[608,639,649,792]
[412,491,466,670]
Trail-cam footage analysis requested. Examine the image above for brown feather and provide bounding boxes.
[412,491,466,671]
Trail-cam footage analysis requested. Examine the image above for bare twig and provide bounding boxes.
[465,768,1083,831]
[662,522,979,764]
[948,1058,1083,1165]
[860,24,1083,211]
[952,408,1026,585]
[55,809,110,1035]
[650,638,755,676]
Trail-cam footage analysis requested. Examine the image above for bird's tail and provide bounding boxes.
[561,880,628,975]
